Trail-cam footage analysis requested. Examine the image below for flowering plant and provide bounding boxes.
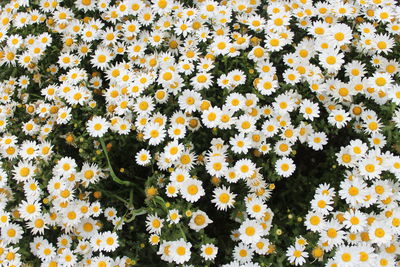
[0,0,399,266]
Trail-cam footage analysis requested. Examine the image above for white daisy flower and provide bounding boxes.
[86,116,110,138]
[169,239,192,264]
[135,149,151,166]
[369,220,393,245]
[145,213,164,235]
[275,157,296,178]
[211,185,236,211]
[180,178,205,203]
[200,243,218,261]
[189,210,213,232]
[286,244,308,266]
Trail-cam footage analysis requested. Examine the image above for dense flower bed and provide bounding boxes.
[0,0,400,266]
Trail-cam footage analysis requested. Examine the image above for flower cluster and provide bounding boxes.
[0,0,399,266]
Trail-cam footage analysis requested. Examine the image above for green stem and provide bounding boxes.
[99,137,132,186]
[125,208,148,223]
[130,189,133,204]
[94,186,130,206]
[8,67,18,78]
[177,224,187,241]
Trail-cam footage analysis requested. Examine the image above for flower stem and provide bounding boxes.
[99,137,132,186]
